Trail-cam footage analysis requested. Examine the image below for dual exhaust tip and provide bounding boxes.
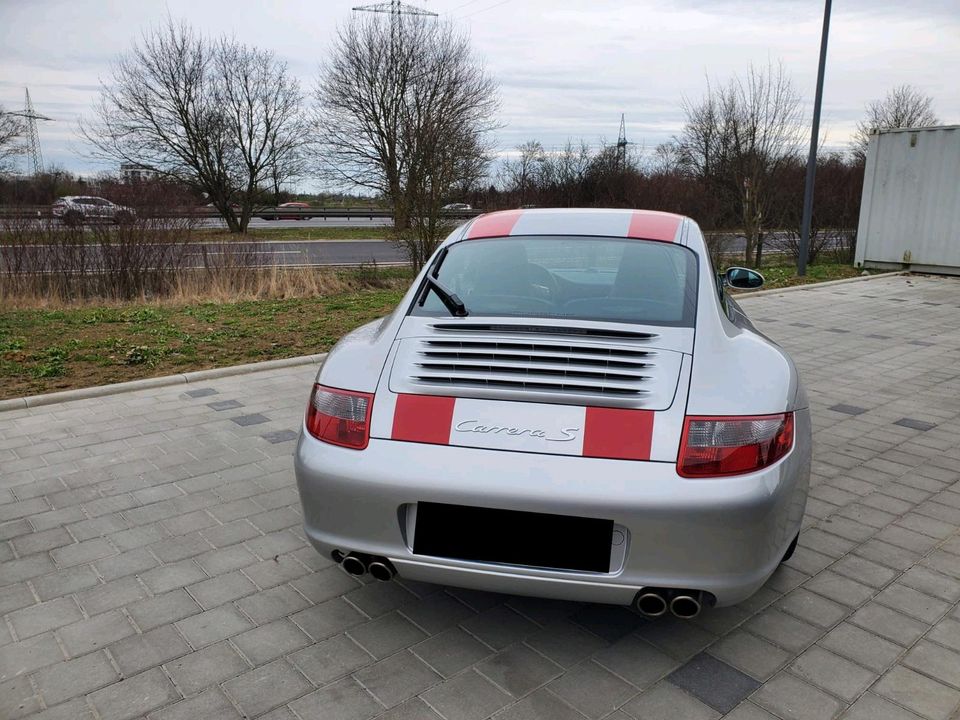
[334,550,396,581]
[635,589,703,619]
[334,551,700,617]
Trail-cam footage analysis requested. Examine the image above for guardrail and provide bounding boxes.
[0,206,483,221]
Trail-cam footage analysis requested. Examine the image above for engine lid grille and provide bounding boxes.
[390,331,684,410]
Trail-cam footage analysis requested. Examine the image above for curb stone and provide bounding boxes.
[0,353,327,413]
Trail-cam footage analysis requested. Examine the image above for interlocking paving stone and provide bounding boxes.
[289,676,384,720]
[667,652,760,714]
[592,634,678,689]
[231,413,270,426]
[356,650,442,707]
[87,667,181,720]
[752,672,843,720]
[164,641,250,697]
[424,669,516,720]
[184,388,218,398]
[127,589,201,632]
[841,692,925,720]
[495,688,591,720]
[232,618,312,666]
[524,620,609,668]
[789,645,877,701]
[33,650,120,706]
[262,429,299,443]
[108,625,191,676]
[894,417,938,431]
[349,611,428,659]
[828,403,868,416]
[707,630,790,681]
[288,633,373,686]
[148,687,242,720]
[175,604,253,648]
[0,674,41,718]
[207,399,243,411]
[818,622,904,673]
[222,658,314,718]
[58,609,136,656]
[622,680,720,720]
[873,665,960,720]
[0,633,63,681]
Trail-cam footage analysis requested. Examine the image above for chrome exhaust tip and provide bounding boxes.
[368,558,396,582]
[669,593,702,619]
[635,591,669,618]
[341,554,367,576]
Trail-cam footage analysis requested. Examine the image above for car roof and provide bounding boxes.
[459,208,688,244]
[60,196,107,201]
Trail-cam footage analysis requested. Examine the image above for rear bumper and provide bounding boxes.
[294,409,810,607]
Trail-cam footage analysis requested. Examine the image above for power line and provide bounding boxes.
[460,0,509,19]
[447,0,484,13]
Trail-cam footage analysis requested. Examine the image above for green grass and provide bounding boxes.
[0,286,407,400]
[723,259,869,291]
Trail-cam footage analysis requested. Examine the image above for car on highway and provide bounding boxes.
[442,202,472,211]
[261,201,312,221]
[52,196,135,226]
[294,208,811,618]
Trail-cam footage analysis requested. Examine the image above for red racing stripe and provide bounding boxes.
[626,211,682,242]
[465,210,523,239]
[582,407,654,460]
[392,394,456,445]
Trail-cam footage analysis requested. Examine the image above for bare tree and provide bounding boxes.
[498,141,549,205]
[676,63,805,265]
[83,19,306,232]
[0,105,26,171]
[852,85,938,162]
[314,14,499,259]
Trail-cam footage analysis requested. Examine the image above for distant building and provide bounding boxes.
[120,163,158,182]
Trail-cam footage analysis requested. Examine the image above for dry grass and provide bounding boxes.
[1,265,413,310]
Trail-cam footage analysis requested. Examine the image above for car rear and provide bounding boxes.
[295,212,807,611]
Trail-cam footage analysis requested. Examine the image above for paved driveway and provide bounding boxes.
[2,274,960,720]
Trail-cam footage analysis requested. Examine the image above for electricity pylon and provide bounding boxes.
[8,88,52,175]
[353,0,437,63]
[615,114,636,172]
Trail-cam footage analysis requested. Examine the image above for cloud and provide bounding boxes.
[1,0,957,178]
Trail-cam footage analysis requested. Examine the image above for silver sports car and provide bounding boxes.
[294,208,810,618]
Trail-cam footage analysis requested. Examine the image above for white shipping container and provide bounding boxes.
[855,126,960,274]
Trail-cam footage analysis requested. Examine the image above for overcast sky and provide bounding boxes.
[1,0,957,187]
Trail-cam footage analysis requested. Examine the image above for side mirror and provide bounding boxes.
[724,266,765,290]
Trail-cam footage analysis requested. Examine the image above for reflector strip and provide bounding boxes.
[582,407,654,460]
[627,211,682,242]
[392,394,456,445]
[465,210,523,239]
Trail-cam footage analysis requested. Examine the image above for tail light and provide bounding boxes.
[305,385,374,449]
[678,413,794,477]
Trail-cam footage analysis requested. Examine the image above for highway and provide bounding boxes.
[0,239,407,272]
[188,239,406,266]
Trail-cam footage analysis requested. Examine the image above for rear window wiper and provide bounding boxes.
[420,275,469,317]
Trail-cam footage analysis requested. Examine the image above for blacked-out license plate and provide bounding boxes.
[413,502,613,573]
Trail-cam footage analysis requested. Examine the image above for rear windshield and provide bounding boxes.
[412,236,698,327]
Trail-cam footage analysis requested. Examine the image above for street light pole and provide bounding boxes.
[798,0,832,276]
